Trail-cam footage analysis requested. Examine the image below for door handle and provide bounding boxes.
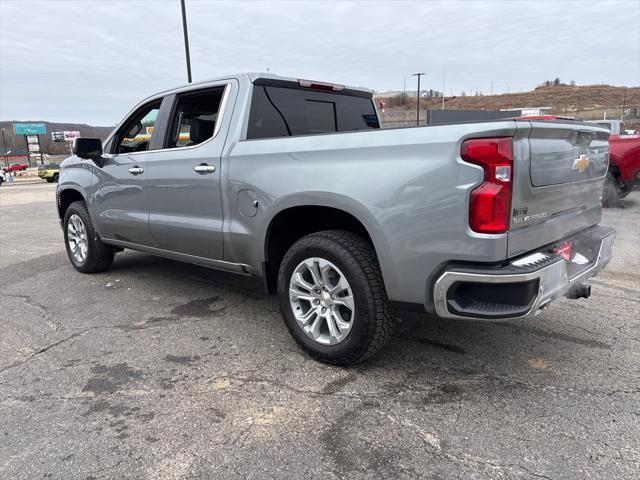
[193,163,216,174]
[128,166,144,175]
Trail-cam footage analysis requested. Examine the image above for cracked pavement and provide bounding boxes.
[1,184,639,479]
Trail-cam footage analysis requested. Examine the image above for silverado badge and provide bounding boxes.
[572,154,590,173]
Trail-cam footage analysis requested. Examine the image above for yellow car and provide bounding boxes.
[38,163,60,183]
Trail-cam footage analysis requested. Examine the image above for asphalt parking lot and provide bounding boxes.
[1,183,639,480]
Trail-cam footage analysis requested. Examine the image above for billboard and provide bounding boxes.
[52,131,81,142]
[51,132,65,142]
[14,123,47,135]
[64,131,81,142]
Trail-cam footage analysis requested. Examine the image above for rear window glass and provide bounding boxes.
[247,85,379,139]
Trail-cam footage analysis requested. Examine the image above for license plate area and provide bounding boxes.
[554,240,573,261]
[548,230,602,279]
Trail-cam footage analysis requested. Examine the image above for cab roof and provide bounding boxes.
[157,72,374,98]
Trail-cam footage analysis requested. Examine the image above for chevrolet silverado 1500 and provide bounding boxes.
[57,73,615,365]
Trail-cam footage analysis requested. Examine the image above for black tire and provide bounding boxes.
[63,201,114,273]
[278,230,394,366]
[53,173,59,183]
[602,173,621,208]
[45,178,54,183]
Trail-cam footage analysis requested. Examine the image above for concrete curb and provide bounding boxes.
[2,180,48,186]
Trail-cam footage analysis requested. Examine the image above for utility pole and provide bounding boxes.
[1,129,8,167]
[180,0,192,83]
[441,67,445,110]
[621,88,627,120]
[413,72,425,126]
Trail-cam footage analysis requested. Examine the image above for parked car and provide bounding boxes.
[57,73,616,365]
[38,163,61,183]
[5,162,28,173]
[587,120,640,206]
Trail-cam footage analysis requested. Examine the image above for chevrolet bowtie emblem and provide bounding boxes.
[572,154,590,173]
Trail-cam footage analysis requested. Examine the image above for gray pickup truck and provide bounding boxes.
[57,72,615,365]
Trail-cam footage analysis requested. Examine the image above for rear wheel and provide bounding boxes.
[63,201,114,273]
[45,178,54,183]
[602,173,621,208]
[53,173,59,183]
[278,230,394,366]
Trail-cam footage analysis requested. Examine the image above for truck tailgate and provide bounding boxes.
[508,121,610,257]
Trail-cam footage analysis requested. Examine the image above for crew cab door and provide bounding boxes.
[94,97,169,245]
[143,81,236,259]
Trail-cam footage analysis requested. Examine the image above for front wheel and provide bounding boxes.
[63,201,114,273]
[278,230,394,366]
[45,178,54,183]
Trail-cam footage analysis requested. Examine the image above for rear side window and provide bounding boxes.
[247,85,379,139]
[166,86,226,148]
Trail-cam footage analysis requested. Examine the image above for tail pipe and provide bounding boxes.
[565,283,591,300]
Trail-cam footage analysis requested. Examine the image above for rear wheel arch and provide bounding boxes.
[262,205,387,295]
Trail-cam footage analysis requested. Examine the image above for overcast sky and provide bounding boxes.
[1,0,639,125]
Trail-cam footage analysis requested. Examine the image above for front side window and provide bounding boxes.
[166,87,226,148]
[113,101,161,154]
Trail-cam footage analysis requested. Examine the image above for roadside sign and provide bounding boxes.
[24,133,43,162]
[64,131,81,142]
[14,122,47,135]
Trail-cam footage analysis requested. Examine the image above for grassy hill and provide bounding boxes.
[377,84,639,122]
[0,121,113,156]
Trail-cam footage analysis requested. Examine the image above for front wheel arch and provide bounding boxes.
[57,188,88,222]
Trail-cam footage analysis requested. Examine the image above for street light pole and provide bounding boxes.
[413,72,425,126]
[180,0,192,83]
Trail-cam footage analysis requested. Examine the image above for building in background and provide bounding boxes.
[501,107,552,117]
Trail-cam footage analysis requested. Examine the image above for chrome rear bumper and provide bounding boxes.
[433,226,616,320]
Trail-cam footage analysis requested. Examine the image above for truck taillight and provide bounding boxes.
[461,137,513,234]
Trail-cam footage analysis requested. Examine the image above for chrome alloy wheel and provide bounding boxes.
[288,257,355,345]
[67,214,88,264]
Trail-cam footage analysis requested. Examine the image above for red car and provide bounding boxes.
[4,162,29,173]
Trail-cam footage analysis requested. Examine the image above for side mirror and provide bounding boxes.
[73,138,104,166]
